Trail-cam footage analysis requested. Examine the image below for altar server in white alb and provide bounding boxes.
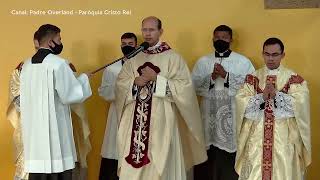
[98,32,138,180]
[192,25,255,180]
[20,24,92,180]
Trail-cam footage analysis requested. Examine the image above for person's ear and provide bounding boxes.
[48,39,54,47]
[160,29,163,36]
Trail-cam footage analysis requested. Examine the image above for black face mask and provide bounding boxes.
[49,40,63,55]
[121,45,136,56]
[213,40,230,53]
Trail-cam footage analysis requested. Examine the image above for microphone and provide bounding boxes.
[90,42,150,75]
[125,42,150,59]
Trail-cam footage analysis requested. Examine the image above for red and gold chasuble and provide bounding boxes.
[244,73,304,180]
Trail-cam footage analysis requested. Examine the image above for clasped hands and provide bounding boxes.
[134,66,157,87]
[211,63,227,80]
[263,82,277,101]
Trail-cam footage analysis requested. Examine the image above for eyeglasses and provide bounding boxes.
[263,52,283,58]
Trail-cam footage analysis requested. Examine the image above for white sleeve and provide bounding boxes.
[274,92,295,119]
[244,92,295,120]
[98,68,116,102]
[228,57,255,96]
[228,72,247,96]
[244,93,265,120]
[77,74,92,100]
[152,75,174,100]
[153,75,168,98]
[54,63,92,104]
[192,59,212,96]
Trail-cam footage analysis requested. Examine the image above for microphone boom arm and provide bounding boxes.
[90,42,149,75]
[90,56,125,75]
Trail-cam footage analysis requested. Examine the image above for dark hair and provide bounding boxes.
[142,17,162,30]
[33,30,39,40]
[37,24,61,44]
[121,32,137,43]
[263,37,284,53]
[213,25,233,39]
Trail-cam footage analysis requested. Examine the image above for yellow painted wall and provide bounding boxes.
[0,0,319,179]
